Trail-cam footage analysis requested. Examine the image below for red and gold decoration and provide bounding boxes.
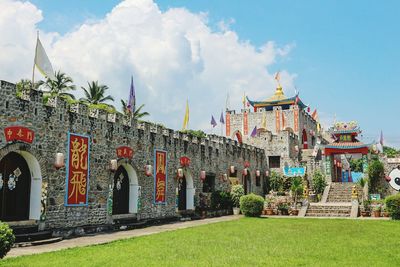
[179,156,190,167]
[294,108,299,132]
[154,149,167,204]
[4,126,34,144]
[243,112,248,135]
[275,109,281,133]
[65,133,90,206]
[226,113,231,137]
[116,146,133,159]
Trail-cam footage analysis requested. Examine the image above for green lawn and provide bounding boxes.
[2,218,400,266]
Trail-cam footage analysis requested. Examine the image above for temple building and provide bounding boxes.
[226,85,321,174]
[323,122,370,183]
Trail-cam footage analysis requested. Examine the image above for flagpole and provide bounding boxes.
[32,31,39,90]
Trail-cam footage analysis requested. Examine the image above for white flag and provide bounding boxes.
[34,38,56,80]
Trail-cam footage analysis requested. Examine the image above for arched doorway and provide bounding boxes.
[177,170,195,211]
[112,166,129,215]
[243,173,251,194]
[112,163,140,215]
[0,152,31,221]
[302,129,308,149]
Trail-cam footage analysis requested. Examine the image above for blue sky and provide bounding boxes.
[6,0,400,147]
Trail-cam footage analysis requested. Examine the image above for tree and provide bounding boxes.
[350,158,363,172]
[80,81,114,104]
[312,170,327,195]
[367,159,384,194]
[383,146,399,158]
[358,177,367,205]
[290,176,304,206]
[269,171,283,192]
[120,99,149,120]
[37,71,76,99]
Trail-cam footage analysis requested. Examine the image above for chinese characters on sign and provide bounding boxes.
[154,149,167,204]
[243,112,248,135]
[275,110,281,133]
[66,133,90,206]
[4,126,34,144]
[226,113,231,137]
[116,146,133,159]
[294,108,299,132]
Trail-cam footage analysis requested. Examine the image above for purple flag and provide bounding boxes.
[211,115,217,128]
[220,111,225,124]
[127,76,136,113]
[250,126,257,137]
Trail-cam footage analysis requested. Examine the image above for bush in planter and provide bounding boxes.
[231,185,244,208]
[385,194,400,220]
[239,194,264,217]
[0,222,15,259]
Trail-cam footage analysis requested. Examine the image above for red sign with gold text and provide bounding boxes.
[65,133,90,206]
[294,108,299,132]
[4,126,34,144]
[154,149,167,204]
[116,146,133,159]
[243,112,248,135]
[226,113,230,137]
[275,110,281,133]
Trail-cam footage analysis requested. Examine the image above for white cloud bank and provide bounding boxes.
[0,0,295,131]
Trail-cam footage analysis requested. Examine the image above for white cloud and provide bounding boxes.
[0,0,295,132]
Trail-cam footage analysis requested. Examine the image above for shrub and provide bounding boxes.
[0,222,15,259]
[368,160,384,194]
[239,194,264,217]
[385,194,400,220]
[269,171,284,192]
[231,185,244,208]
[211,191,232,210]
[312,170,327,195]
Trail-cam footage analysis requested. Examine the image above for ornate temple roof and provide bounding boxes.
[325,142,369,149]
[246,86,306,110]
[329,121,361,135]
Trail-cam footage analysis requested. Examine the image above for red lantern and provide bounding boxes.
[200,170,206,181]
[177,168,184,178]
[256,170,260,177]
[180,156,190,167]
[243,168,248,176]
[244,161,250,168]
[145,165,152,177]
[265,170,269,177]
[230,165,235,174]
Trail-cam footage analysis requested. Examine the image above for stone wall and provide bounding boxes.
[0,80,266,229]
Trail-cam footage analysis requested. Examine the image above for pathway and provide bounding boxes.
[7,216,240,258]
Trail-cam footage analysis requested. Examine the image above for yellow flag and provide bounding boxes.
[182,100,189,130]
[242,92,246,107]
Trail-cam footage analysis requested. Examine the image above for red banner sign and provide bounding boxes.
[4,126,34,144]
[154,149,167,204]
[66,133,90,206]
[243,112,248,135]
[116,146,133,159]
[226,113,231,137]
[294,108,299,132]
[275,110,281,133]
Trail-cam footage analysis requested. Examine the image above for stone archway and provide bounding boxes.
[178,169,195,211]
[113,162,140,214]
[0,149,42,221]
[302,129,308,149]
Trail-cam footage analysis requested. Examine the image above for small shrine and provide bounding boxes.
[324,122,370,182]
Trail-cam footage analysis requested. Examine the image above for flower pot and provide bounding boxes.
[361,211,370,217]
[382,211,390,217]
[201,211,207,219]
[265,208,274,216]
[280,209,289,216]
[372,210,381,218]
[233,207,240,215]
[291,209,299,216]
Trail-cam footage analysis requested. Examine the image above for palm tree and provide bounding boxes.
[37,71,76,99]
[80,81,114,104]
[120,99,150,120]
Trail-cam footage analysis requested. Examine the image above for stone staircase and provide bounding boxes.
[305,182,356,218]
[305,203,352,217]
[326,182,354,202]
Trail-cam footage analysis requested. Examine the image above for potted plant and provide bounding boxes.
[372,205,382,218]
[382,204,390,217]
[231,185,244,215]
[361,200,371,217]
[277,202,289,215]
[264,197,274,216]
[290,176,303,215]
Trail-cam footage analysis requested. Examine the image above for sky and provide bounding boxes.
[1,0,399,147]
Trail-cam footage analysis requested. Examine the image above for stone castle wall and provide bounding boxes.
[0,80,266,229]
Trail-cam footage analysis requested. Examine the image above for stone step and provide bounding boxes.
[305,213,350,217]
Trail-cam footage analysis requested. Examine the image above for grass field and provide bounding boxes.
[2,218,400,266]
